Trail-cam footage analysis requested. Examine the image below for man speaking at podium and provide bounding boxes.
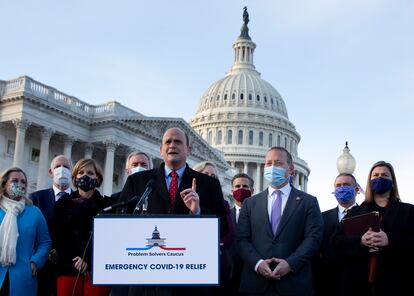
[118,127,228,295]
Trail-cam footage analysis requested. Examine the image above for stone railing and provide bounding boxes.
[0,76,142,118]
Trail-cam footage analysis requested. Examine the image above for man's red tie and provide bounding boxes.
[169,171,178,208]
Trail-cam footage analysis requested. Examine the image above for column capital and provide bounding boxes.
[103,138,119,152]
[85,142,94,151]
[12,119,31,131]
[40,127,54,140]
[63,135,76,145]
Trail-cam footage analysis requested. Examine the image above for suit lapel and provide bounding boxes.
[154,165,170,204]
[274,187,303,238]
[256,189,274,238]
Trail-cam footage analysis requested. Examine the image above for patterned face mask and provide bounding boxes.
[74,175,98,192]
[7,182,26,200]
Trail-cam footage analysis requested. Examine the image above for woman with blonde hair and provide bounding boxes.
[0,167,51,295]
[53,159,111,296]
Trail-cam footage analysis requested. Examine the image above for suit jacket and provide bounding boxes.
[228,206,243,293]
[0,205,51,296]
[119,163,228,237]
[335,200,414,296]
[29,188,56,232]
[236,186,323,295]
[314,207,343,296]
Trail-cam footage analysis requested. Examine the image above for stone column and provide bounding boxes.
[103,139,118,196]
[63,136,75,161]
[255,162,261,193]
[84,143,94,159]
[243,162,248,174]
[37,128,54,190]
[12,119,31,168]
[303,175,308,192]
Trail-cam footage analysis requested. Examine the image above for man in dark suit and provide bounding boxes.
[236,146,323,296]
[314,173,358,296]
[119,127,228,295]
[29,154,72,296]
[227,173,254,294]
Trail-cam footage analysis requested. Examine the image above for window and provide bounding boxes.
[224,94,228,100]
[264,96,267,103]
[216,95,220,100]
[207,131,212,144]
[238,130,243,144]
[217,130,222,145]
[257,95,260,101]
[240,93,244,100]
[269,133,273,147]
[6,140,15,155]
[31,148,40,163]
[277,135,281,146]
[259,132,263,146]
[227,130,233,144]
[232,93,236,100]
[249,94,252,100]
[249,130,253,145]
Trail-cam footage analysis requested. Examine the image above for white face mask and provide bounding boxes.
[130,166,146,175]
[53,167,71,186]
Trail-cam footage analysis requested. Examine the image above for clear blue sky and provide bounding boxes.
[2,0,413,211]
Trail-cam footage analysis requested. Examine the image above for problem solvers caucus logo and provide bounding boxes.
[126,226,186,256]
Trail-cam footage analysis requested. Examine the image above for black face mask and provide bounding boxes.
[74,175,98,192]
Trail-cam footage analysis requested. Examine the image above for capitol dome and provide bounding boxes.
[190,8,310,192]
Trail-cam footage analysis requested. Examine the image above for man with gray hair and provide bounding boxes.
[29,154,72,296]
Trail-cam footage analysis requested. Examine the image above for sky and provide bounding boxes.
[1,0,413,211]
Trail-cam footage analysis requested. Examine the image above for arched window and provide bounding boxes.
[217,130,222,145]
[257,95,260,101]
[240,93,244,100]
[264,96,267,103]
[224,94,228,100]
[227,130,233,144]
[249,130,254,145]
[269,133,273,147]
[238,130,243,144]
[277,135,281,146]
[232,93,236,100]
[259,131,264,146]
[207,131,212,144]
[249,94,252,100]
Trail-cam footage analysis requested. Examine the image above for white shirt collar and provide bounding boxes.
[52,185,71,201]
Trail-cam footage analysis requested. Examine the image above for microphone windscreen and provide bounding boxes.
[146,177,156,189]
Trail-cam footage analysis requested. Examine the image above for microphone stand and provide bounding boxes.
[132,185,154,214]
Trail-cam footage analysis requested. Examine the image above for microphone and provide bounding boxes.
[100,178,156,213]
[133,178,156,214]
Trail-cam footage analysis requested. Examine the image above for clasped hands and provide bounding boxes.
[180,178,200,214]
[258,258,291,280]
[361,227,389,249]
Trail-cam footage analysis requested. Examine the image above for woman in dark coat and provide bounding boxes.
[335,161,414,296]
[53,158,111,296]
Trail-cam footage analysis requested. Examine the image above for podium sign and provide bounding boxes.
[92,215,219,285]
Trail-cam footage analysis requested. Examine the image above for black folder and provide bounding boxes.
[342,211,380,236]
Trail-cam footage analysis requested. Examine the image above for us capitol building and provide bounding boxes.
[190,8,309,193]
[0,8,309,197]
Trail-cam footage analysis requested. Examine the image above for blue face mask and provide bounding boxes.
[131,166,146,175]
[264,166,288,187]
[334,186,356,204]
[371,177,393,194]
